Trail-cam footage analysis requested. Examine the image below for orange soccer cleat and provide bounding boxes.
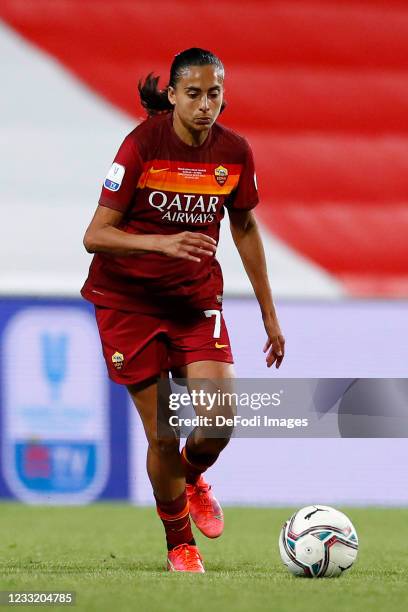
[167,544,205,573]
[186,475,224,539]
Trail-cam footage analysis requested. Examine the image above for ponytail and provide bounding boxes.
[138,73,173,116]
[138,48,225,117]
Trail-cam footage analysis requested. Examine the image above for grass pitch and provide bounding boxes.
[0,504,407,612]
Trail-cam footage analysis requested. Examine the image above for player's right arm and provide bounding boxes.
[84,132,216,262]
[83,205,216,262]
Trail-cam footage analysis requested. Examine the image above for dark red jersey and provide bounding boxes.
[81,112,259,313]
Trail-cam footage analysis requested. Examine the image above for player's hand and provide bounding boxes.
[263,316,285,369]
[158,232,217,262]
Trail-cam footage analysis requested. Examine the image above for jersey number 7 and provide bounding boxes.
[204,309,221,339]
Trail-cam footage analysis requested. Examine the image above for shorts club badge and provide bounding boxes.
[214,165,228,186]
[111,351,124,370]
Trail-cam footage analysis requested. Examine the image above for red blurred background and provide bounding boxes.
[2,0,408,295]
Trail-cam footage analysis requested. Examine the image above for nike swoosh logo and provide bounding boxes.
[215,343,228,349]
[150,167,169,173]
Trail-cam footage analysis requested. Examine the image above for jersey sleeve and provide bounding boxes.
[225,140,259,211]
[98,133,144,213]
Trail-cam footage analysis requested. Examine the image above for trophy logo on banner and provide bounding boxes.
[2,307,109,504]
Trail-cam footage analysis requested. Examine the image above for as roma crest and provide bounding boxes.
[214,165,228,186]
[111,351,124,370]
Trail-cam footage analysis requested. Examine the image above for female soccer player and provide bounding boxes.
[81,48,285,573]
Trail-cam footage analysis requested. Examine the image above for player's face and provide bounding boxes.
[168,65,224,132]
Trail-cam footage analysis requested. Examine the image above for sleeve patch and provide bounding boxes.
[104,163,125,191]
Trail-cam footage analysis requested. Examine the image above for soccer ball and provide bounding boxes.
[279,505,358,577]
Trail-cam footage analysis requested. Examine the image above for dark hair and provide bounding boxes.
[138,47,225,116]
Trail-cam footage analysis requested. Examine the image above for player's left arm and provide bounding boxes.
[228,208,285,368]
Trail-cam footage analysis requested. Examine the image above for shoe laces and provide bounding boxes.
[172,544,202,569]
[195,481,214,511]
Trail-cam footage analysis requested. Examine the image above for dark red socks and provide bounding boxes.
[155,489,195,550]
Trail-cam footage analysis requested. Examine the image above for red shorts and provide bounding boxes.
[94,306,233,385]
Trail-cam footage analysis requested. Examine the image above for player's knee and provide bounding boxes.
[149,437,180,457]
[210,417,234,448]
[210,436,231,454]
[193,435,230,457]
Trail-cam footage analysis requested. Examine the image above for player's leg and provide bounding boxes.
[127,379,204,572]
[186,359,235,459]
[181,359,235,481]
[180,360,235,538]
[169,308,236,539]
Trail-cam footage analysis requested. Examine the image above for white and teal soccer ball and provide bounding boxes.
[279,505,358,578]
